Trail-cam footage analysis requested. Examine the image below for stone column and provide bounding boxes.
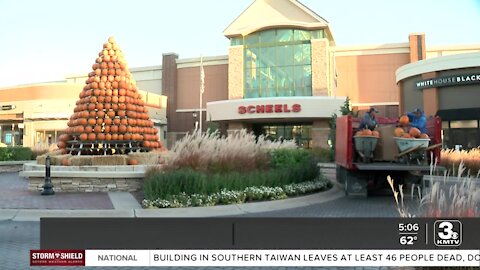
[311,120,331,149]
[228,46,244,100]
[311,39,329,96]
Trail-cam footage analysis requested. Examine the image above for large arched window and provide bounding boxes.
[241,29,324,98]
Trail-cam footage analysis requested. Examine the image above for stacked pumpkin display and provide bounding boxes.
[393,115,429,139]
[57,36,164,155]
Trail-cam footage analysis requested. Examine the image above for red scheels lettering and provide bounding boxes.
[238,104,301,114]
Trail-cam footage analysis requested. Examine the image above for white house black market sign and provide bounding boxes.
[415,73,480,90]
[1,104,16,111]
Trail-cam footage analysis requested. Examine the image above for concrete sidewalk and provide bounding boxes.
[0,165,344,221]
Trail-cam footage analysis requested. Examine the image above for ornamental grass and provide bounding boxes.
[388,161,480,218]
[165,129,296,173]
[440,148,480,176]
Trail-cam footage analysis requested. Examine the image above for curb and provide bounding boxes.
[0,186,344,222]
[0,160,35,166]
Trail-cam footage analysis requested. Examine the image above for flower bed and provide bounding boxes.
[142,178,331,208]
[142,129,329,208]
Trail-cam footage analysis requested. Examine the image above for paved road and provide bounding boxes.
[0,169,412,269]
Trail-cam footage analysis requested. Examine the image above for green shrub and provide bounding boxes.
[11,147,33,160]
[0,147,33,161]
[143,159,319,201]
[269,148,313,168]
[309,147,334,162]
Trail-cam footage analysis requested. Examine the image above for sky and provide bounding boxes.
[0,0,479,88]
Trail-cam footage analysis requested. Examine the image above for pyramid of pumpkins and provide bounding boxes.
[56,36,164,153]
[393,115,429,139]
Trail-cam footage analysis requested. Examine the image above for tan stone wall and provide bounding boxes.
[311,39,329,96]
[311,120,330,149]
[228,46,244,100]
[28,177,142,192]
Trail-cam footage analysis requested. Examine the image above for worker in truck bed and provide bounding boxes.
[359,107,379,130]
[407,108,427,133]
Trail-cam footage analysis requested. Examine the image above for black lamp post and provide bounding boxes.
[41,155,55,195]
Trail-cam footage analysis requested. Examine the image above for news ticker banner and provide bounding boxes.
[30,249,480,267]
[41,218,480,249]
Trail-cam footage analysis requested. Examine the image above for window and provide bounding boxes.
[242,29,323,98]
[256,124,312,149]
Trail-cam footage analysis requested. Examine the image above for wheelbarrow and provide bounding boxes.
[353,136,378,163]
[394,138,436,164]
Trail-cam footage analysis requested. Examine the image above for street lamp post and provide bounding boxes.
[41,155,55,195]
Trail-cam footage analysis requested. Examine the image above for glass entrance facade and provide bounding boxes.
[253,123,312,148]
[241,29,325,98]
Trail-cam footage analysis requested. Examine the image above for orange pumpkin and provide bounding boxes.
[362,129,373,136]
[57,141,66,149]
[372,130,380,137]
[402,133,412,138]
[409,127,421,138]
[128,159,138,166]
[62,158,69,166]
[419,133,429,139]
[97,133,106,140]
[88,133,96,141]
[399,115,409,126]
[394,127,404,137]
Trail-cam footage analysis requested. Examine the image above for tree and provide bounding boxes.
[328,97,356,160]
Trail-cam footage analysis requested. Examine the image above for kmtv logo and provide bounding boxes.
[434,220,462,247]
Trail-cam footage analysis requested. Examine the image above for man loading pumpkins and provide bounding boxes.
[359,107,378,131]
[406,108,427,133]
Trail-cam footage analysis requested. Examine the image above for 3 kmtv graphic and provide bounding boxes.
[30,250,85,266]
[434,220,462,247]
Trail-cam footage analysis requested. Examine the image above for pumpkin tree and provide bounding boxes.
[56,36,164,155]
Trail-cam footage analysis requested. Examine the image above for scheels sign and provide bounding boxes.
[238,104,301,114]
[415,73,480,90]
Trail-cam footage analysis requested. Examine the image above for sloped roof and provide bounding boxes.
[224,0,333,40]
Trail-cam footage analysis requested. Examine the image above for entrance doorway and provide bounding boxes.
[252,123,312,148]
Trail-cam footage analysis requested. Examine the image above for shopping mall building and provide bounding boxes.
[1,0,479,149]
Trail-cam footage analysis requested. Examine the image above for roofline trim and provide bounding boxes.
[396,52,480,82]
